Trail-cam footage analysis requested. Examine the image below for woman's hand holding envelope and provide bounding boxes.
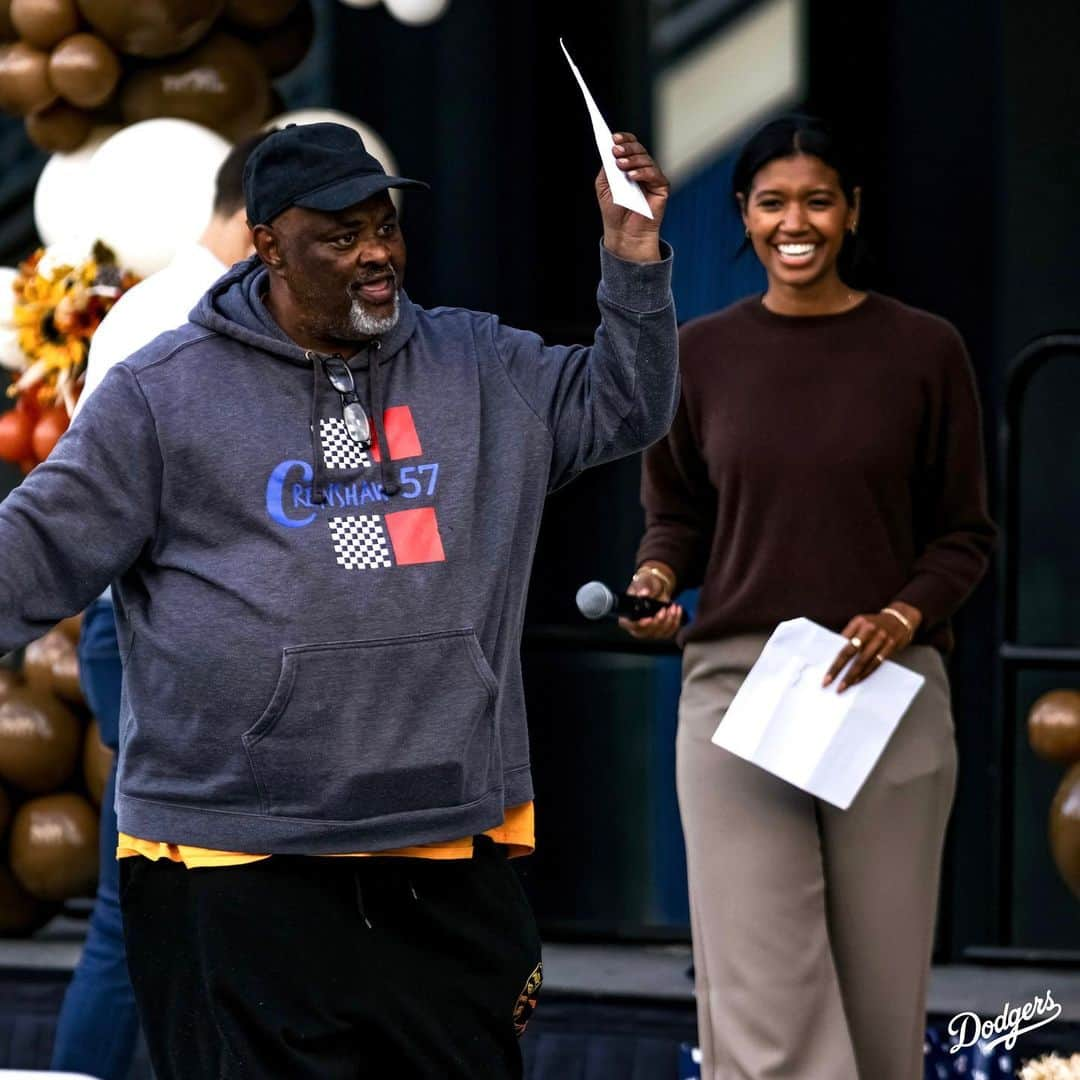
[822,601,923,692]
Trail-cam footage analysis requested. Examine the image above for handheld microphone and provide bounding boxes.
[575,580,675,622]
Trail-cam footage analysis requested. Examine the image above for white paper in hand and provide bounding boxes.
[710,618,926,809]
[559,38,653,220]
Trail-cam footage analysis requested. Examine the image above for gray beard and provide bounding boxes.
[348,289,400,338]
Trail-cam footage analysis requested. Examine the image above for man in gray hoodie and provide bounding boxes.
[0,122,677,1078]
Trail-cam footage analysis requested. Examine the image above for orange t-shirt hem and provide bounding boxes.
[117,801,535,868]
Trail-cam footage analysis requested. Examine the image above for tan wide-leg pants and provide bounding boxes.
[678,634,957,1080]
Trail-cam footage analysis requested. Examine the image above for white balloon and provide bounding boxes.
[0,326,25,371]
[34,126,120,250]
[265,108,399,177]
[37,241,93,280]
[85,119,231,278]
[384,0,448,25]
[0,268,17,329]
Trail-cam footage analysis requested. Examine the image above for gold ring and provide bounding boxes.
[849,636,863,650]
[874,654,884,664]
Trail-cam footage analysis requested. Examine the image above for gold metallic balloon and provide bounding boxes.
[223,0,296,30]
[10,792,98,901]
[0,40,56,115]
[10,0,78,50]
[25,99,93,151]
[1050,761,1080,902]
[0,687,81,793]
[1028,689,1080,765]
[76,0,223,58]
[0,863,54,936]
[120,31,270,141]
[233,0,311,77]
[49,32,120,108]
[82,719,112,806]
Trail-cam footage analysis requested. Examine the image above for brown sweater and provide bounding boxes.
[636,293,996,652]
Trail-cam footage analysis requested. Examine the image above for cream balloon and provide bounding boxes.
[383,0,448,26]
[85,118,230,277]
[0,326,25,370]
[0,264,21,370]
[33,124,117,249]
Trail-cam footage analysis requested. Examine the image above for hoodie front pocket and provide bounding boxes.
[242,629,498,821]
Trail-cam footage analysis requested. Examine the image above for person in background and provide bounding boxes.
[49,130,270,1080]
[623,115,996,1079]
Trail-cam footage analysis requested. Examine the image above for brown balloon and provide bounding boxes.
[1050,761,1080,901]
[0,687,81,793]
[51,635,84,704]
[0,40,56,115]
[0,667,21,700]
[0,863,55,936]
[1028,689,1080,765]
[77,0,223,58]
[0,784,10,839]
[11,0,78,49]
[0,0,16,42]
[234,0,312,78]
[10,792,98,901]
[49,32,121,108]
[83,719,113,806]
[120,31,270,141]
[25,98,93,151]
[56,611,83,644]
[224,0,296,30]
[24,628,84,705]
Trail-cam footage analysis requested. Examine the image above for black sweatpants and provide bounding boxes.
[119,837,543,1079]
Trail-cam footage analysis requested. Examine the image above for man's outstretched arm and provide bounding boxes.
[0,364,162,652]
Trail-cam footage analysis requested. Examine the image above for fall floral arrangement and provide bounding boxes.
[0,242,138,472]
[1021,1054,1080,1079]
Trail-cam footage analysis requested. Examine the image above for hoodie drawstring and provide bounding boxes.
[367,340,400,497]
[307,352,328,505]
[353,874,420,930]
[355,876,373,929]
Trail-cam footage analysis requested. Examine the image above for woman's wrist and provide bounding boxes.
[632,561,676,601]
[880,602,922,643]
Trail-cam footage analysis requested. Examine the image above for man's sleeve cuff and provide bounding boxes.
[598,239,674,313]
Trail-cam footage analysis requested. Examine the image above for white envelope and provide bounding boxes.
[710,617,925,809]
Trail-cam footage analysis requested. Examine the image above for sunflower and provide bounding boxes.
[4,242,139,415]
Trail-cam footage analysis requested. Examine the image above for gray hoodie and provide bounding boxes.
[0,243,677,853]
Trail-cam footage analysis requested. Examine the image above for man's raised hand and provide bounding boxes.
[597,132,669,263]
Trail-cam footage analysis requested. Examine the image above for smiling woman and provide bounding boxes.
[734,115,863,315]
[622,114,997,1080]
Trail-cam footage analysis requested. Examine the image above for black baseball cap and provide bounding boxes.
[243,122,428,226]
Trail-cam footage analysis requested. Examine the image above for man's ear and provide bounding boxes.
[252,223,284,273]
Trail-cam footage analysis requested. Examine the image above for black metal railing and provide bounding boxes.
[985,333,1080,961]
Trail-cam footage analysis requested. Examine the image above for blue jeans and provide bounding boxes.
[50,598,140,1079]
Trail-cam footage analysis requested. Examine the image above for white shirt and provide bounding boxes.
[73,244,228,418]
